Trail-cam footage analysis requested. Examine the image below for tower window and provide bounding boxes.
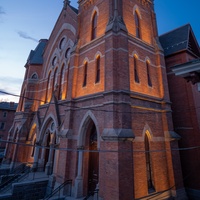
[95,56,100,83]
[135,12,140,38]
[145,133,155,193]
[146,61,152,87]
[83,62,88,87]
[91,12,97,40]
[134,56,139,83]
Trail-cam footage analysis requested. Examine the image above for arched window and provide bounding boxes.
[59,65,65,100]
[59,37,65,49]
[134,55,139,83]
[46,71,51,103]
[52,68,58,93]
[146,61,152,87]
[135,11,140,38]
[145,133,155,193]
[31,73,38,79]
[95,56,100,83]
[91,12,98,40]
[83,62,88,87]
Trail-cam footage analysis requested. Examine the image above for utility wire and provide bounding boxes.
[1,139,200,153]
[1,90,199,115]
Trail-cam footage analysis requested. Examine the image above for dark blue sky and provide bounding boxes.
[155,0,200,42]
[0,0,199,102]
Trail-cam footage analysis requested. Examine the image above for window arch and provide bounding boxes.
[134,11,141,38]
[145,133,155,193]
[91,11,98,40]
[133,55,139,83]
[95,56,100,83]
[83,62,88,87]
[146,61,152,87]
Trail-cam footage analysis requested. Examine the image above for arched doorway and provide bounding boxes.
[88,122,99,193]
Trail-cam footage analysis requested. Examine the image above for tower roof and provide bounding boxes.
[26,39,48,65]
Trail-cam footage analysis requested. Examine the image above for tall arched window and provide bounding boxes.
[135,11,140,38]
[91,12,97,40]
[59,65,65,100]
[146,61,152,87]
[46,71,51,103]
[52,68,58,93]
[95,56,100,83]
[145,133,155,193]
[83,62,88,87]
[133,55,139,83]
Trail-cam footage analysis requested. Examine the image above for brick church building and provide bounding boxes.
[3,0,200,199]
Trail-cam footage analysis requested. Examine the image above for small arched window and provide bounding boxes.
[52,56,57,67]
[133,55,139,83]
[31,73,38,79]
[146,61,152,87]
[59,37,65,49]
[95,56,100,83]
[91,12,98,40]
[145,133,155,193]
[135,11,140,38]
[83,62,88,87]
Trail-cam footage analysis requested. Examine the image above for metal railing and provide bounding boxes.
[0,163,31,193]
[43,179,72,200]
[83,189,99,200]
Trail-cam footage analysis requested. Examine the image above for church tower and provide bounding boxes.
[5,0,188,199]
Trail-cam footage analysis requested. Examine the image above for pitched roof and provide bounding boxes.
[0,102,18,111]
[159,24,200,57]
[27,39,48,65]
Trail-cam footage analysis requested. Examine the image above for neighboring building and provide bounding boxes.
[160,24,200,199]
[0,102,18,151]
[4,1,198,200]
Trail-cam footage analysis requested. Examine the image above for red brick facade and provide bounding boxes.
[5,1,188,199]
[165,42,200,198]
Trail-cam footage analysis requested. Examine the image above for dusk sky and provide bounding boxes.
[0,0,200,102]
